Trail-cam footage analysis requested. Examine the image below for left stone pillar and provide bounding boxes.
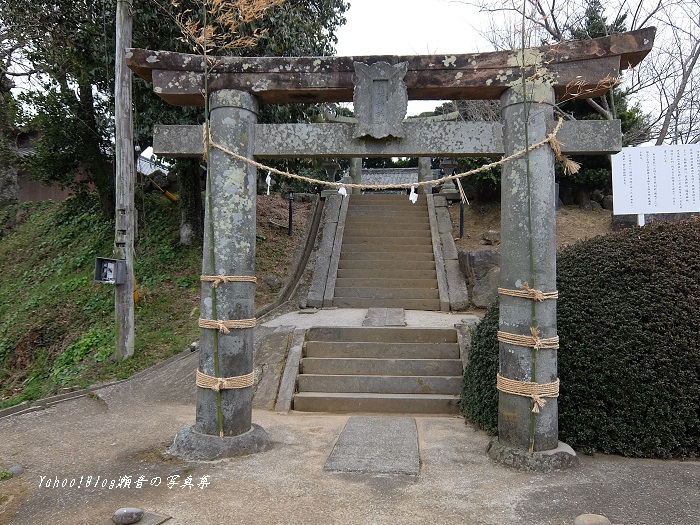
[170,90,269,460]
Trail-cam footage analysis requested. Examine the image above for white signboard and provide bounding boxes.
[612,145,700,215]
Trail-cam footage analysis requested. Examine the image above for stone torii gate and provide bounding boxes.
[127,28,654,464]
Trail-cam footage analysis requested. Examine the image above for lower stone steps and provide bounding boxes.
[293,392,460,414]
[293,326,462,415]
[301,357,463,376]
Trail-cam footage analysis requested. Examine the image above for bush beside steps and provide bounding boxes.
[460,218,700,458]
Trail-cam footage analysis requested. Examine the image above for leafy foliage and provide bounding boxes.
[0,194,201,408]
[461,219,700,457]
[2,0,349,219]
[460,304,499,435]
[0,191,309,408]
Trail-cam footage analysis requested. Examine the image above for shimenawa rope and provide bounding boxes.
[498,282,558,301]
[205,118,576,191]
[497,326,559,350]
[196,369,254,391]
[496,373,560,413]
[199,318,256,333]
[201,275,258,288]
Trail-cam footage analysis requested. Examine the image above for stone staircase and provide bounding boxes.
[332,194,441,311]
[292,326,462,414]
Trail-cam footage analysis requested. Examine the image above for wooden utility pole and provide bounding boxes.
[114,0,135,359]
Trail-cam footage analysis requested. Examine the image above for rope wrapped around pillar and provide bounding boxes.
[201,275,257,288]
[198,318,256,334]
[496,374,560,413]
[498,282,558,301]
[497,326,559,350]
[196,369,254,391]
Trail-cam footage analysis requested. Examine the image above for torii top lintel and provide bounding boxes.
[127,28,654,107]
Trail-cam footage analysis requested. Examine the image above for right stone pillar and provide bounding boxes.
[497,82,559,453]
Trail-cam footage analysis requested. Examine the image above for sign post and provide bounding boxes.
[612,145,700,221]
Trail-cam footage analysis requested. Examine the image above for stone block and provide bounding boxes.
[471,266,500,308]
[481,229,500,245]
[436,207,453,235]
[458,249,501,284]
[440,232,459,261]
[445,259,469,311]
[324,417,419,475]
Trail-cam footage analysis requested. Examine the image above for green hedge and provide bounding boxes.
[460,218,700,457]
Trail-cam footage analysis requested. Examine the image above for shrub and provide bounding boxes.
[461,218,700,458]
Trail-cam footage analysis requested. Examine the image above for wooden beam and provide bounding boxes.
[153,120,622,158]
[128,28,655,107]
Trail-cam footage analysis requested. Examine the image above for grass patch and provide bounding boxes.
[0,192,309,409]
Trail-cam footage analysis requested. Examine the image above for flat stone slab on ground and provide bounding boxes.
[324,416,419,475]
[362,308,405,326]
[101,511,171,525]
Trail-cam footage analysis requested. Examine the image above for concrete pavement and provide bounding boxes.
[0,308,698,525]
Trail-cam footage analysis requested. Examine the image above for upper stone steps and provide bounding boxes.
[333,287,439,300]
[341,236,432,246]
[336,268,437,280]
[339,243,434,254]
[337,259,437,271]
[333,298,441,309]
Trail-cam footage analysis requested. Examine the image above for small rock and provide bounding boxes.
[481,229,500,244]
[264,276,282,291]
[112,507,145,525]
[590,189,605,202]
[573,514,611,525]
[601,195,614,211]
[8,465,23,476]
[189,341,199,352]
[590,200,602,210]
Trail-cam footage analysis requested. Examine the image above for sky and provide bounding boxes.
[334,0,489,116]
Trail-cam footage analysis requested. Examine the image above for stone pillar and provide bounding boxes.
[417,157,432,194]
[496,83,559,454]
[349,158,362,194]
[171,90,269,460]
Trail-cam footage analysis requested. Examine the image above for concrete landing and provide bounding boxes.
[324,417,419,475]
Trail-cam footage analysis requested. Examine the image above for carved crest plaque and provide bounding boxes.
[353,61,408,139]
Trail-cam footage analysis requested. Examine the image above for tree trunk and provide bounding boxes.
[0,87,18,206]
[78,80,115,217]
[178,158,204,246]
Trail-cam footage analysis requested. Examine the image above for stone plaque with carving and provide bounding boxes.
[353,61,408,139]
